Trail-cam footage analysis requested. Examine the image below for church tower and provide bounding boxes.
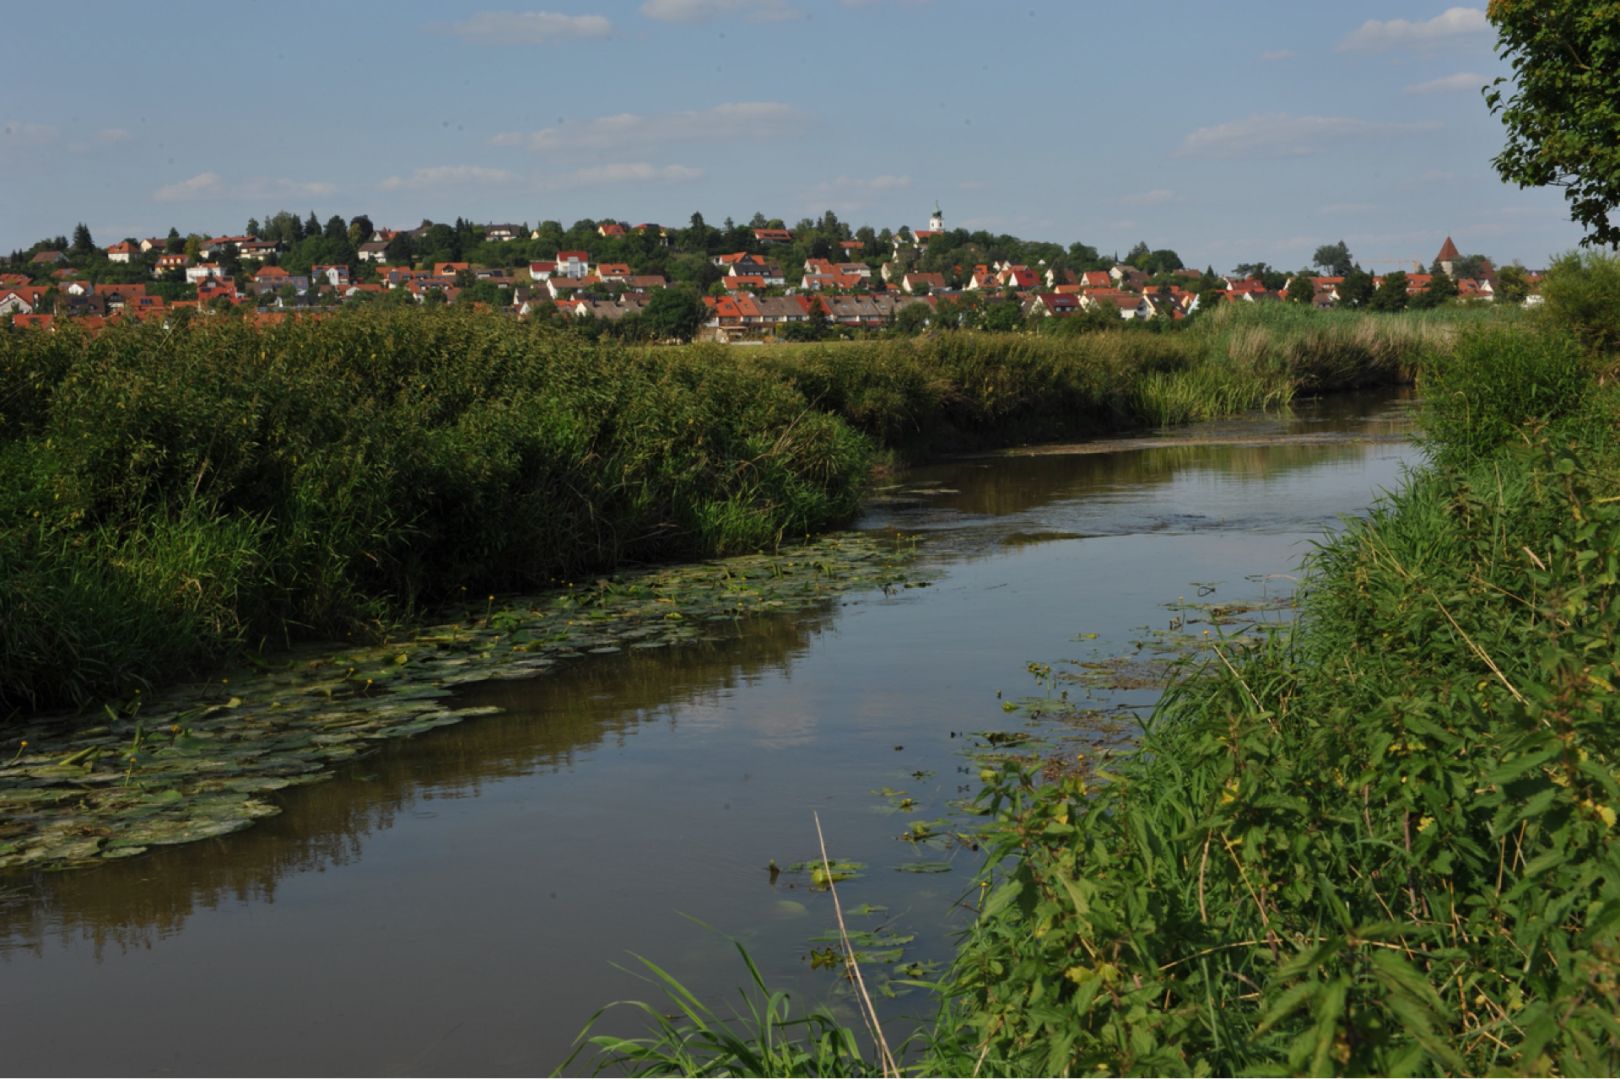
[1435,236,1460,277]
[929,202,943,232]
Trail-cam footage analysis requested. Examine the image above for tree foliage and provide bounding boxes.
[1487,0,1620,246]
[1312,240,1354,276]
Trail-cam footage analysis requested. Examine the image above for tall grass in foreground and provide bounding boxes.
[930,317,1620,1074]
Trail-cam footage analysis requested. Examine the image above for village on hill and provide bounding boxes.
[1,205,1540,341]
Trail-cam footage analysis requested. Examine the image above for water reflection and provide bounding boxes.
[0,611,837,958]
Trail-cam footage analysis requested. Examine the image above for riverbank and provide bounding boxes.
[1,305,1465,722]
[926,269,1620,1074]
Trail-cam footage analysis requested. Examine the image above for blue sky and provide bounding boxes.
[0,2,1585,271]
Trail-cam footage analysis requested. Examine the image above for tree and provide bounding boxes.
[71,223,95,256]
[304,211,321,238]
[1312,240,1355,276]
[1488,1,1620,246]
[1339,268,1376,308]
[324,215,346,242]
[246,217,261,238]
[348,215,375,248]
[1496,263,1531,303]
[893,301,931,335]
[1286,272,1317,304]
[1370,271,1409,312]
[642,285,705,341]
[165,227,183,254]
[1411,268,1459,309]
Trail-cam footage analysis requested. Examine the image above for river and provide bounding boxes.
[0,390,1417,1075]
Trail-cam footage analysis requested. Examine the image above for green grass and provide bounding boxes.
[929,309,1620,1074]
[0,302,1470,719]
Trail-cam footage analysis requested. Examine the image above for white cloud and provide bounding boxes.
[152,171,335,203]
[1120,189,1175,207]
[1336,7,1488,52]
[1259,49,1294,61]
[1176,113,1439,159]
[95,128,131,143]
[548,162,703,189]
[443,10,613,43]
[493,101,801,151]
[380,165,518,191]
[1403,72,1487,95]
[2,120,58,145]
[640,0,800,23]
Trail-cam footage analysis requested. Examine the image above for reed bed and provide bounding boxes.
[1,303,1458,718]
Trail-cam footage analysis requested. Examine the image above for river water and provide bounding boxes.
[0,391,1417,1075]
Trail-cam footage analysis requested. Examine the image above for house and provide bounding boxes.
[800,273,864,291]
[186,263,224,284]
[253,266,309,296]
[1110,264,1148,290]
[106,240,138,264]
[752,227,793,245]
[140,237,167,254]
[0,288,46,316]
[200,235,254,257]
[433,262,470,279]
[529,261,557,281]
[901,272,946,295]
[1026,292,1082,318]
[95,283,147,310]
[756,295,812,327]
[596,222,626,238]
[311,264,350,288]
[358,240,390,264]
[1044,267,1077,289]
[196,278,240,305]
[840,240,865,254]
[485,224,525,242]
[596,262,631,282]
[1080,289,1152,320]
[555,251,590,279]
[238,240,280,261]
[473,267,517,285]
[997,267,1039,290]
[154,252,189,276]
[12,314,54,331]
[1079,271,1113,290]
[625,275,668,290]
[717,252,771,271]
[30,251,66,266]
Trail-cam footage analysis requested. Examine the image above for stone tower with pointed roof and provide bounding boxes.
[1435,236,1461,277]
[929,202,943,232]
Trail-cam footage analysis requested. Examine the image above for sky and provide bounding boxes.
[0,1,1586,272]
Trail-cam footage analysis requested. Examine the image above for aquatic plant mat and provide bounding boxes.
[0,534,919,873]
